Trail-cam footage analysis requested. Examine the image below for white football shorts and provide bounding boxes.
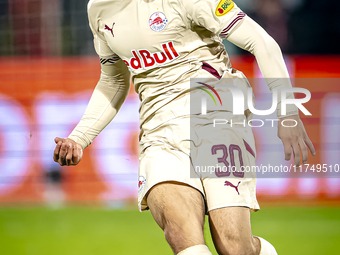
[138,69,260,212]
[138,111,260,212]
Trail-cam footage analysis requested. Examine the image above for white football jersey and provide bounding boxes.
[88,0,246,127]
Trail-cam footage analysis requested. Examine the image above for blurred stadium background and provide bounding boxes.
[0,0,339,254]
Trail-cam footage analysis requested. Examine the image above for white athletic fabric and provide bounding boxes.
[257,237,278,255]
[227,16,298,117]
[138,112,260,211]
[68,0,291,213]
[68,61,130,149]
[138,69,260,212]
[87,0,250,131]
[69,0,296,149]
[177,245,213,255]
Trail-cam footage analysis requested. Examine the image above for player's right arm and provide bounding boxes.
[53,2,131,166]
[53,60,130,166]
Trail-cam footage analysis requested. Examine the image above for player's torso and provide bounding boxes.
[89,0,227,74]
[100,0,185,57]
[89,0,232,128]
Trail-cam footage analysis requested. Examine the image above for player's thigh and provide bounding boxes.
[209,206,260,255]
[147,181,206,253]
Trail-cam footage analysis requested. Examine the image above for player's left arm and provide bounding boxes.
[181,0,315,165]
[226,15,316,166]
[53,2,131,166]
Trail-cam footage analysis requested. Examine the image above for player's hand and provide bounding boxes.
[53,137,83,166]
[278,115,316,167]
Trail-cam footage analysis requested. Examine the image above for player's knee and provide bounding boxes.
[217,238,257,255]
[163,224,182,247]
[163,219,202,244]
[163,219,205,253]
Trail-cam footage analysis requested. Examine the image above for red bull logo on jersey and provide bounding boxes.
[123,42,179,70]
[149,12,168,32]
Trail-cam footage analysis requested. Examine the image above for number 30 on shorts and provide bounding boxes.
[211,144,244,178]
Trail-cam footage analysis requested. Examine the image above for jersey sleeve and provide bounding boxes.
[87,1,121,62]
[181,0,246,38]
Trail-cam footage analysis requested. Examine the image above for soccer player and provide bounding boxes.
[53,0,315,254]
